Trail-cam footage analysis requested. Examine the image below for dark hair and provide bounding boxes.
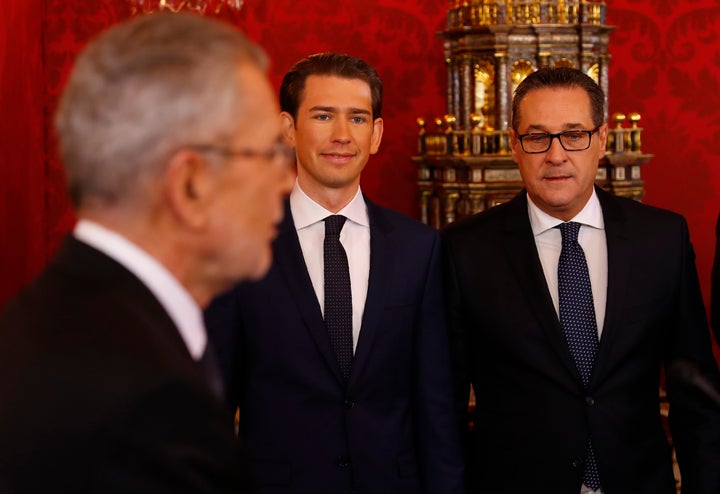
[279,52,383,121]
[511,67,605,131]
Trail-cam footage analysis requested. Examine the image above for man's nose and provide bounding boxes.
[546,135,568,162]
[331,119,351,143]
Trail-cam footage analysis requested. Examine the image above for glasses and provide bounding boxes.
[517,126,600,154]
[191,141,295,168]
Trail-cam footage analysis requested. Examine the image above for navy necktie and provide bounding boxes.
[324,215,353,382]
[557,221,601,490]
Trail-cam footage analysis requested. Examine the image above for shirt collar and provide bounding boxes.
[527,188,605,236]
[290,180,369,230]
[73,219,206,360]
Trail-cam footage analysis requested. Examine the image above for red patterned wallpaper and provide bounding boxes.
[607,1,720,321]
[1,0,719,317]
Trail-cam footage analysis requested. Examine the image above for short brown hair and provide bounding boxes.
[279,52,383,121]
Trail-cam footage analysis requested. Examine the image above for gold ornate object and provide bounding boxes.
[628,112,641,127]
[628,112,642,154]
[128,0,244,15]
[612,112,626,128]
[414,0,653,228]
[586,63,600,84]
[416,118,427,155]
[511,60,536,94]
[474,61,495,129]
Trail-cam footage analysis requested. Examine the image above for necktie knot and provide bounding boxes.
[558,221,581,247]
[325,215,346,237]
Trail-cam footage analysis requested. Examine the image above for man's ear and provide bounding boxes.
[597,123,608,150]
[164,149,213,230]
[280,111,296,146]
[508,127,519,162]
[369,117,384,155]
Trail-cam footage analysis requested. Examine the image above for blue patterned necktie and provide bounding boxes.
[557,221,601,490]
[324,215,353,382]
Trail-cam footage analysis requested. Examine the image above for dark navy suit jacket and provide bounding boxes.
[206,197,463,494]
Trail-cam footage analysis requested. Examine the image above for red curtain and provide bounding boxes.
[2,0,720,315]
[1,0,47,304]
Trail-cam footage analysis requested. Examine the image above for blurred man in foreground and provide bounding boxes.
[0,12,293,493]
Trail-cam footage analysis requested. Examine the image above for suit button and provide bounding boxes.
[585,396,595,406]
[344,399,355,409]
[571,458,585,469]
[337,456,351,468]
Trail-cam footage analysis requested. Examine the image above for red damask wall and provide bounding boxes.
[1,1,720,318]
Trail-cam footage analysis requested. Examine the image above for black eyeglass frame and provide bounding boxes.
[516,126,601,154]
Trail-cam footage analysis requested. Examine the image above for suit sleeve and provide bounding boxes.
[441,230,473,455]
[666,215,720,494]
[414,231,465,494]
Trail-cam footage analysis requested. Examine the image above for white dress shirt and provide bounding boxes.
[290,181,370,352]
[527,191,607,494]
[74,219,206,361]
[528,190,608,337]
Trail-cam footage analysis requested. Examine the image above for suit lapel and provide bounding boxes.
[502,193,581,381]
[274,202,345,384]
[349,199,393,389]
[590,188,632,385]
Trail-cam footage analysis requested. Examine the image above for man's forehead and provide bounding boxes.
[519,87,593,123]
[303,75,371,97]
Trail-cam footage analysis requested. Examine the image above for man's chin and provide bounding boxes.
[244,254,272,282]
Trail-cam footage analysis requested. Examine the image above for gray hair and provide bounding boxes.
[55,12,268,208]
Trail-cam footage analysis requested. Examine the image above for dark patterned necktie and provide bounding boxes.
[557,221,601,490]
[324,215,353,382]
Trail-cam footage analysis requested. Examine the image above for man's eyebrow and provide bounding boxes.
[307,105,372,115]
[308,105,336,113]
[347,108,372,115]
[525,122,588,132]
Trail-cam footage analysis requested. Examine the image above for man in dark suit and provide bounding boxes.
[712,213,720,345]
[205,53,463,493]
[0,13,293,493]
[443,67,720,494]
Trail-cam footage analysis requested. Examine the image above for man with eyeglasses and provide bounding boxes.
[0,13,293,493]
[205,52,464,493]
[443,67,720,493]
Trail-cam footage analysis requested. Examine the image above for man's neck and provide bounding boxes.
[296,179,360,213]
